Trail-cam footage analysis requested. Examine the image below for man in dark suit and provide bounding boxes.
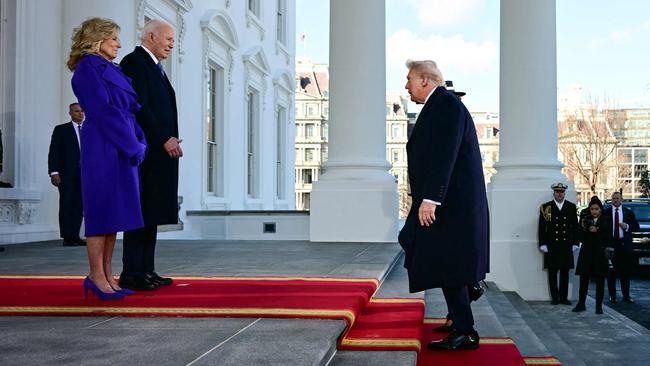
[119,19,181,291]
[399,60,489,351]
[537,183,581,305]
[604,191,639,303]
[47,103,85,246]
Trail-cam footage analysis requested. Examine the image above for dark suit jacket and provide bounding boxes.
[120,46,179,226]
[604,206,639,251]
[48,122,81,180]
[400,86,489,292]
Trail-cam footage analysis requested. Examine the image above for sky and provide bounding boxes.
[296,0,650,113]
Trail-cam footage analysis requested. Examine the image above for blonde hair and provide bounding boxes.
[67,17,120,71]
[405,59,445,87]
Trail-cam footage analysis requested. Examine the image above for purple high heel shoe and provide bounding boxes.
[83,277,126,300]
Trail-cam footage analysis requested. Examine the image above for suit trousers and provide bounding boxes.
[122,225,158,277]
[547,268,569,301]
[608,243,632,299]
[442,286,474,332]
[58,180,83,240]
[577,275,604,307]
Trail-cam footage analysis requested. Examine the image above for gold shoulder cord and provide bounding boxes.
[540,205,551,222]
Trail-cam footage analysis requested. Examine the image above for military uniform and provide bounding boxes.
[538,183,580,304]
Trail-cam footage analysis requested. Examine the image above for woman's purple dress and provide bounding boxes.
[71,54,147,236]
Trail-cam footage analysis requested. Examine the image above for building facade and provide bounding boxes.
[294,59,410,214]
[0,0,296,243]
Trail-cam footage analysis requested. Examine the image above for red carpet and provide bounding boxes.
[0,276,562,365]
[338,298,425,351]
[0,275,376,324]
[417,318,561,366]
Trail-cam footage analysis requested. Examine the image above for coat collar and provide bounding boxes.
[408,86,448,140]
[84,54,137,97]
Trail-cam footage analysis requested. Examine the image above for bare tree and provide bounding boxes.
[558,99,622,199]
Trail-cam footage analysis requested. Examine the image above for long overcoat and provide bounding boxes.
[120,46,179,226]
[537,201,580,269]
[575,216,610,276]
[399,86,489,293]
[71,54,147,236]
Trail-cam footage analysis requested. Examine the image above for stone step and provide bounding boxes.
[189,318,346,366]
[500,292,586,365]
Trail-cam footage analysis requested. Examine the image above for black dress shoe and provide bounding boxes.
[622,297,634,304]
[469,283,485,302]
[145,272,173,286]
[62,240,77,247]
[572,304,586,312]
[550,299,559,305]
[119,275,159,291]
[74,239,87,246]
[428,330,480,351]
[609,297,618,304]
[595,307,603,314]
[432,324,455,333]
[559,299,572,305]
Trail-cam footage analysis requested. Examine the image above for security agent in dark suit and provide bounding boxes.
[538,183,581,305]
[47,103,85,246]
[604,191,639,303]
[119,20,181,291]
[400,60,489,351]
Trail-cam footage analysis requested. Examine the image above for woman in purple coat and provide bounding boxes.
[67,18,147,300]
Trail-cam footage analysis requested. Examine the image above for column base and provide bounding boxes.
[309,179,398,243]
[487,174,576,301]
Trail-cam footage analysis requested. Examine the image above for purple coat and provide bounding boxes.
[71,54,147,236]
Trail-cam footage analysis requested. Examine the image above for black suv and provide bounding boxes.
[603,198,650,267]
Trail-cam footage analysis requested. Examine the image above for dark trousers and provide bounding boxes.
[547,268,569,301]
[577,275,604,307]
[122,225,158,277]
[58,181,83,240]
[442,286,474,333]
[608,245,632,299]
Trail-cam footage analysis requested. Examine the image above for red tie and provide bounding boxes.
[614,208,620,240]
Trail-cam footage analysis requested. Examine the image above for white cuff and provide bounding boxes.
[50,172,59,176]
[423,199,441,206]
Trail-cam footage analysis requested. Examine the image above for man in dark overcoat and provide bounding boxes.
[119,19,181,291]
[399,60,489,351]
[604,191,639,303]
[47,103,86,246]
[538,183,580,305]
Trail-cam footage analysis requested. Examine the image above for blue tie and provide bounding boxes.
[157,63,165,77]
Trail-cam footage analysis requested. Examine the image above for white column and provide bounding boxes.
[309,0,398,242]
[487,0,574,300]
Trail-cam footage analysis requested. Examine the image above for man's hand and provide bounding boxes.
[50,174,61,187]
[539,245,549,253]
[163,137,183,158]
[589,225,597,233]
[418,201,437,227]
[620,222,629,231]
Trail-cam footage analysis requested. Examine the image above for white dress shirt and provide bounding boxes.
[612,206,625,239]
[141,45,160,65]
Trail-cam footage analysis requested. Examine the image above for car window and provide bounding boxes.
[630,205,650,221]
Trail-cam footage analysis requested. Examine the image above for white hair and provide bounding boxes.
[140,19,172,42]
[405,59,445,87]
